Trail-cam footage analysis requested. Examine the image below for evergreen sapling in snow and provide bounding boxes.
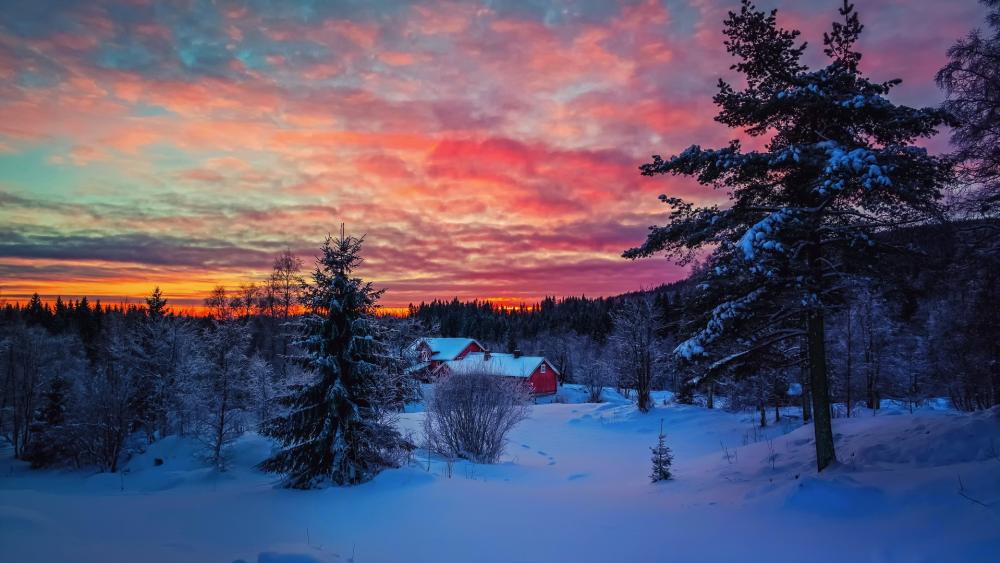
[650,419,674,482]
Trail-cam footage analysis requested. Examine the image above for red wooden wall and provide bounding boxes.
[527,362,557,395]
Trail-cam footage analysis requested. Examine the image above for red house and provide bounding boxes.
[407,338,486,380]
[434,349,558,396]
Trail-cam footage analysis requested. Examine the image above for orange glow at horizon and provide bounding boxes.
[2,292,542,318]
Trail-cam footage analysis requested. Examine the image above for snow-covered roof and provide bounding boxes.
[413,337,484,361]
[441,352,558,378]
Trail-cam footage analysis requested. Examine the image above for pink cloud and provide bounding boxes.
[0,0,981,306]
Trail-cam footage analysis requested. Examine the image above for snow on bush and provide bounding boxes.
[424,370,530,464]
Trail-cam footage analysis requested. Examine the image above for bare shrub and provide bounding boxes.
[575,337,611,403]
[582,359,612,404]
[424,370,530,464]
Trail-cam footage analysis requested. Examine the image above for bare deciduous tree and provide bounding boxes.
[269,250,304,377]
[193,320,253,471]
[611,295,660,412]
[78,316,141,473]
[204,285,233,322]
[577,338,612,403]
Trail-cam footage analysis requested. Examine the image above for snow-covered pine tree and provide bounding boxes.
[260,227,406,488]
[610,295,660,412]
[625,0,952,471]
[650,419,673,482]
[136,286,178,441]
[21,368,79,468]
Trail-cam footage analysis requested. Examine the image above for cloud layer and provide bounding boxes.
[0,0,986,307]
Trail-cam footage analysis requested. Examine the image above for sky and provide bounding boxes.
[0,0,989,310]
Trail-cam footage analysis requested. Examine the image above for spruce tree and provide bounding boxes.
[260,228,405,488]
[22,375,73,468]
[625,1,952,471]
[650,419,673,482]
[145,286,168,319]
[136,286,171,441]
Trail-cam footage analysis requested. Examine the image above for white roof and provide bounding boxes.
[414,337,484,361]
[442,352,557,378]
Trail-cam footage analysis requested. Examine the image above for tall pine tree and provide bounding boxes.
[261,228,405,488]
[625,1,952,471]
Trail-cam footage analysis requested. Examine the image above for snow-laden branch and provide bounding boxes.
[674,287,767,360]
[738,209,792,260]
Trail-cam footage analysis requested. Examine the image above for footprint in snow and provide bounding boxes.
[567,473,588,481]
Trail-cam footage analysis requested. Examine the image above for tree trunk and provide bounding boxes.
[866,370,877,410]
[807,308,836,471]
[845,306,853,417]
[800,327,812,423]
[807,242,836,472]
[636,351,652,413]
[861,298,880,411]
[707,383,715,409]
[992,360,999,409]
[212,353,230,470]
[801,381,812,423]
[1,346,13,443]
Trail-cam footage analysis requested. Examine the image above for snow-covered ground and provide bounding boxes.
[2,387,998,563]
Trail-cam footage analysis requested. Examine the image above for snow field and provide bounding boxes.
[1,388,997,563]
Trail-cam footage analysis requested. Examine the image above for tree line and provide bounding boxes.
[0,243,422,479]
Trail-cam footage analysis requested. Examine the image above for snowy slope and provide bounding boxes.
[1,390,998,563]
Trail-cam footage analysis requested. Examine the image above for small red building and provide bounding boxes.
[434,349,558,396]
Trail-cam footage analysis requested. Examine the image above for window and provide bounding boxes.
[540,364,546,373]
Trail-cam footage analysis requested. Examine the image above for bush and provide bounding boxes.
[424,370,530,464]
